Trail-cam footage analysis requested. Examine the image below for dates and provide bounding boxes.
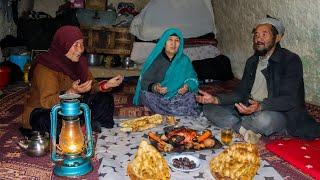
[172,157,197,169]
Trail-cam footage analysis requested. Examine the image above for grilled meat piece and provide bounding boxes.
[166,127,197,145]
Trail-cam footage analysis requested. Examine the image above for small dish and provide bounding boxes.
[166,154,201,172]
[59,93,81,100]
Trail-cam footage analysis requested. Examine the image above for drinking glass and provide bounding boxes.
[221,128,233,145]
[166,116,176,125]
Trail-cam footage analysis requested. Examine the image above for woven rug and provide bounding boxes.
[0,85,53,179]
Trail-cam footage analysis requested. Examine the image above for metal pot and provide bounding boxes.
[122,57,130,69]
[87,53,104,66]
[122,57,134,69]
[18,131,49,157]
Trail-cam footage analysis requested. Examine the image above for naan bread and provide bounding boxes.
[127,140,170,180]
[210,143,260,180]
[120,114,163,132]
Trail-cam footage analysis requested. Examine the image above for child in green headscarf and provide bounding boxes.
[133,28,199,116]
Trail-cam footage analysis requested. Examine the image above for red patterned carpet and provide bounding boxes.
[0,85,53,179]
[0,79,319,179]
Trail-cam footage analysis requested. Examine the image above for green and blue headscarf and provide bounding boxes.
[133,28,198,105]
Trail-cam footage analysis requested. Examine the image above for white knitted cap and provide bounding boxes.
[256,17,285,36]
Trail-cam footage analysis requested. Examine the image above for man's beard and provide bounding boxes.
[253,37,276,56]
[254,48,269,56]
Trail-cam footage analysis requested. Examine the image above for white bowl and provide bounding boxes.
[166,154,201,172]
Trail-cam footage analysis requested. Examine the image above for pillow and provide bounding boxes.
[184,45,220,61]
[130,42,156,64]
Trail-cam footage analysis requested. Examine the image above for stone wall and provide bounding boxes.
[212,0,320,105]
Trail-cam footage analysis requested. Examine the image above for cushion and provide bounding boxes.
[266,138,320,179]
[184,45,220,61]
[130,42,156,64]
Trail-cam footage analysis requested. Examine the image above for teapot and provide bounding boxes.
[18,131,49,157]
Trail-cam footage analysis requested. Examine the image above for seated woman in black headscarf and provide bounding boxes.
[21,26,123,134]
[133,28,199,116]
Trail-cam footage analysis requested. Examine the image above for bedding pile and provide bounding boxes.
[130,0,217,41]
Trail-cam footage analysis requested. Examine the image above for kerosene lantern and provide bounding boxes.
[50,93,94,177]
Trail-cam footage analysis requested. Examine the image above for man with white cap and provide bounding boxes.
[196,16,320,141]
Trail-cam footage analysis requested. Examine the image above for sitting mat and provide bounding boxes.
[266,138,320,179]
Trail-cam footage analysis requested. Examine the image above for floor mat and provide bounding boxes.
[266,138,320,179]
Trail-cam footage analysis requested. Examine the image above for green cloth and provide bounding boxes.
[133,28,198,105]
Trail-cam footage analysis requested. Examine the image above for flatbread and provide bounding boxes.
[127,140,170,180]
[120,114,163,132]
[210,143,260,180]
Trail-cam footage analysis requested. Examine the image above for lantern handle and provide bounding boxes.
[50,104,63,162]
[81,103,94,158]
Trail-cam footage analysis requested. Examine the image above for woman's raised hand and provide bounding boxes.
[154,83,168,95]
[67,79,92,94]
[178,84,188,95]
[99,75,124,92]
[107,75,124,88]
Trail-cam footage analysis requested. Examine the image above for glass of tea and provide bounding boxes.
[221,128,233,145]
[166,116,176,125]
